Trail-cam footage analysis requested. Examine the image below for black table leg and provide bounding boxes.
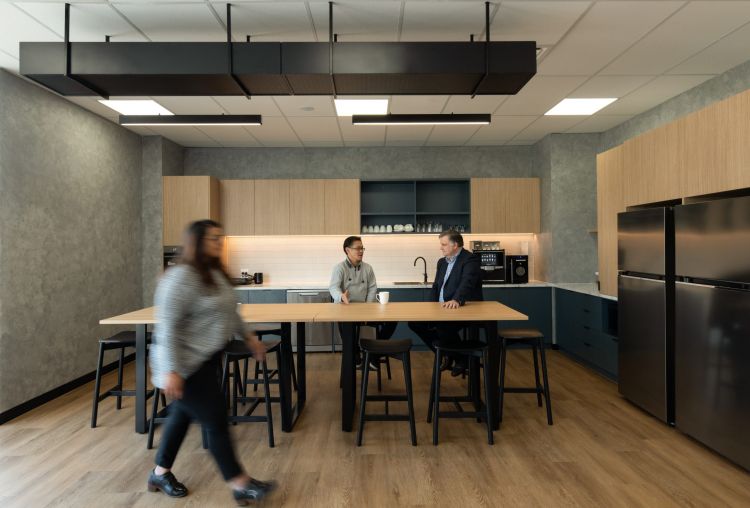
[341,323,357,432]
[483,320,500,430]
[135,323,147,434]
[279,322,294,432]
[296,322,307,408]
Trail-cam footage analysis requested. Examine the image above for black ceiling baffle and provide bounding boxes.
[470,2,491,99]
[19,4,536,97]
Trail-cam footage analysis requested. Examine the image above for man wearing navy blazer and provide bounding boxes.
[409,230,483,376]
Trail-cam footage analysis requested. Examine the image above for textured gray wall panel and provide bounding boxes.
[0,71,143,412]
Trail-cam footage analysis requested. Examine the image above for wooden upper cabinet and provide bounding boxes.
[597,146,625,297]
[324,179,360,235]
[220,180,255,236]
[254,180,290,235]
[289,179,325,235]
[162,176,220,245]
[471,178,540,233]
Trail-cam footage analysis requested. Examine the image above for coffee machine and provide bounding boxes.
[472,241,506,283]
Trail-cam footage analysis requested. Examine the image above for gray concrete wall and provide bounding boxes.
[141,137,183,306]
[600,59,750,151]
[0,71,143,412]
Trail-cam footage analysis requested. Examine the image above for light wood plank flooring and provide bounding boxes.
[1,350,748,507]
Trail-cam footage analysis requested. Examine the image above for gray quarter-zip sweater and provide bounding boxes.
[150,265,249,387]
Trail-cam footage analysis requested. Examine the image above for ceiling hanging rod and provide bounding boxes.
[64,3,108,98]
[329,1,338,98]
[470,1,491,99]
[226,4,252,99]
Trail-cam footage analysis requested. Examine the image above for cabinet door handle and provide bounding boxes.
[583,309,590,313]
[583,325,591,330]
[583,341,592,347]
[611,338,619,343]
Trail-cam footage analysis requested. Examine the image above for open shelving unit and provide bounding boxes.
[360,180,471,234]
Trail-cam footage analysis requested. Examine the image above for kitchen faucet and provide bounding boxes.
[414,256,428,285]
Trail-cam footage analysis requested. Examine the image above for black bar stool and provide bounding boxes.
[147,388,207,451]
[357,338,417,446]
[428,339,494,445]
[221,339,279,448]
[339,324,390,392]
[91,330,153,428]
[498,328,553,425]
[245,324,297,393]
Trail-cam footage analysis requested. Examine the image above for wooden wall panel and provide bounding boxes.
[324,179,360,235]
[220,180,255,236]
[254,180,290,235]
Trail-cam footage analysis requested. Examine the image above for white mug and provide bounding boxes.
[376,291,390,304]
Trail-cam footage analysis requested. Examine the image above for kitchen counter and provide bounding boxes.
[554,283,617,301]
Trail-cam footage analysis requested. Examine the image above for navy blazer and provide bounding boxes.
[429,249,483,305]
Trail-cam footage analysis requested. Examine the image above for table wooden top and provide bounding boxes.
[101,301,527,325]
[313,301,528,323]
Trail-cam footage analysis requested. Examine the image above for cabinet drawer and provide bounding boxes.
[598,332,619,377]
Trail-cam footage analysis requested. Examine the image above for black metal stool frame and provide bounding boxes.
[498,335,553,426]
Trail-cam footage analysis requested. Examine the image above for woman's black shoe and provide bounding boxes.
[233,478,277,506]
[147,470,188,497]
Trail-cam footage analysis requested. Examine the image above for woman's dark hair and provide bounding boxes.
[439,229,464,247]
[343,235,362,253]
[180,219,232,288]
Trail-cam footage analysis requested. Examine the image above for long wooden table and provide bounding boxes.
[101,301,526,434]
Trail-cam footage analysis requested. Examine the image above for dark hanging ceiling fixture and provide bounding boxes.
[352,114,491,126]
[19,2,536,99]
[119,114,262,126]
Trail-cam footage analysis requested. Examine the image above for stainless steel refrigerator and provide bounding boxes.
[617,207,675,424]
[674,196,750,471]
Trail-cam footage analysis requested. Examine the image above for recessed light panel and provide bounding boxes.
[99,99,173,116]
[545,98,617,116]
[334,99,389,117]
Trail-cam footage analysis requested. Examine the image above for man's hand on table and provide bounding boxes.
[442,300,460,309]
[341,290,350,305]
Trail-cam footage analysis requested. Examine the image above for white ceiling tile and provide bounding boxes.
[494,76,588,115]
[565,114,633,133]
[274,96,335,116]
[151,126,222,147]
[385,125,433,146]
[212,96,283,116]
[601,2,750,76]
[0,50,20,73]
[668,21,750,75]
[196,126,262,147]
[389,95,450,114]
[603,74,714,115]
[310,1,401,42]
[492,1,591,46]
[513,116,584,140]
[112,3,225,42]
[14,3,146,42]
[66,96,119,119]
[287,116,342,144]
[338,117,386,145]
[0,3,60,58]
[248,116,301,146]
[538,1,684,76]
[214,2,314,42]
[443,95,506,114]
[151,96,225,114]
[465,115,537,145]
[401,1,485,41]
[425,125,482,146]
[569,75,655,99]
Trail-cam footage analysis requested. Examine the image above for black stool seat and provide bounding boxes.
[429,339,494,445]
[497,327,553,426]
[357,339,417,446]
[360,338,411,355]
[91,331,153,428]
[225,338,281,356]
[498,328,543,340]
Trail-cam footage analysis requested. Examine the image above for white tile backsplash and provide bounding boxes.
[226,234,539,284]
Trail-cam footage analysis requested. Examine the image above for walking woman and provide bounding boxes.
[147,219,277,505]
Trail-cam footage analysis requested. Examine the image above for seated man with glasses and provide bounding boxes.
[329,236,397,365]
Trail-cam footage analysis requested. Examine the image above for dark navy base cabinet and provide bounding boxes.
[555,289,618,379]
[483,287,553,343]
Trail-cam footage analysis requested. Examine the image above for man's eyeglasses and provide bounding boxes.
[347,246,366,252]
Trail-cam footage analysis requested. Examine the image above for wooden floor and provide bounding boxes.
[1,350,748,507]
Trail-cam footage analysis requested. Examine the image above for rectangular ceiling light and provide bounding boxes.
[119,115,262,126]
[352,114,491,126]
[99,99,173,116]
[335,99,389,116]
[545,98,617,116]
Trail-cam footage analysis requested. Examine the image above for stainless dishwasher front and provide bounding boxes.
[286,290,341,352]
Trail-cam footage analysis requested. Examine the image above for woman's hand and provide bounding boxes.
[246,334,267,361]
[163,371,185,399]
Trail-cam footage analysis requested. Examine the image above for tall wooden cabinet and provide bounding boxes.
[162,176,220,245]
[470,178,540,233]
[596,146,625,297]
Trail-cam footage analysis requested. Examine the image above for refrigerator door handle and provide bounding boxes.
[675,280,717,289]
[619,274,666,284]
